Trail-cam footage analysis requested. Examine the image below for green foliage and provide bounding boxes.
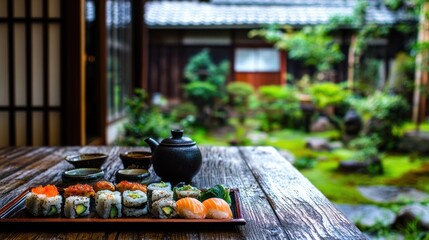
[294,155,318,170]
[249,25,343,72]
[355,58,382,95]
[349,135,381,162]
[258,85,302,131]
[184,81,218,106]
[227,82,255,124]
[184,49,229,98]
[170,102,197,129]
[183,49,230,127]
[387,52,415,96]
[349,91,409,125]
[199,184,231,205]
[120,89,170,146]
[308,82,349,109]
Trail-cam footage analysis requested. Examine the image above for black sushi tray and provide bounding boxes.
[0,188,246,230]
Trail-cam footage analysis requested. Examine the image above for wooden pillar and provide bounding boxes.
[62,0,85,145]
[347,34,356,92]
[413,2,429,128]
[280,50,287,86]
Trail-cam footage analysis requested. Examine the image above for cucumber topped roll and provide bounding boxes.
[173,184,201,200]
[147,181,171,211]
[122,190,148,217]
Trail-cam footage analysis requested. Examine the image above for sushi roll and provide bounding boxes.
[122,190,148,217]
[95,190,122,219]
[147,181,171,211]
[173,185,201,200]
[151,198,177,219]
[149,189,173,211]
[25,185,62,217]
[64,196,90,218]
[176,197,207,219]
[202,198,233,219]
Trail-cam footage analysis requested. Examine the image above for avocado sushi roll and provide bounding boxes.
[147,182,171,211]
[173,185,201,200]
[25,185,62,217]
[122,190,148,217]
[151,198,177,219]
[64,196,90,218]
[95,190,122,219]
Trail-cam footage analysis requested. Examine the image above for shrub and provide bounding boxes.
[183,49,229,127]
[120,89,170,145]
[349,91,409,150]
[258,85,302,131]
[226,82,255,124]
[308,82,349,110]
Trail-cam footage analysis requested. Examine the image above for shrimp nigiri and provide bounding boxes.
[202,198,233,219]
[176,197,207,219]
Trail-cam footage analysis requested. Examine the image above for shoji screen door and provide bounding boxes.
[0,0,62,146]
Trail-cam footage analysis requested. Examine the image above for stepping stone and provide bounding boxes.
[358,185,429,203]
[395,203,429,230]
[305,137,331,151]
[336,204,396,229]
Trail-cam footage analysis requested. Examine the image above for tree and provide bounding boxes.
[183,49,229,127]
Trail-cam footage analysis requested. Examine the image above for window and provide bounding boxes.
[234,48,280,72]
[106,0,132,121]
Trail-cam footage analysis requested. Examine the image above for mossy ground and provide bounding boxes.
[194,121,429,204]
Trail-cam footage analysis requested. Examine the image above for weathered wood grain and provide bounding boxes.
[0,146,365,240]
[238,146,366,240]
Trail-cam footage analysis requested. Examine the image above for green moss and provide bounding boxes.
[192,122,429,204]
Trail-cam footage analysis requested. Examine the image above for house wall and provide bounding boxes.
[147,28,284,100]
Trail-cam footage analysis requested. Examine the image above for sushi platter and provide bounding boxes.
[0,181,246,226]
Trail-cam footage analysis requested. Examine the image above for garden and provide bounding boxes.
[117,1,429,239]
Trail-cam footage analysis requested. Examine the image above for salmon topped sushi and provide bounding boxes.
[202,198,233,219]
[176,197,207,219]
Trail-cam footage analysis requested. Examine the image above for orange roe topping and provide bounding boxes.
[64,183,96,198]
[31,185,59,197]
[116,180,147,193]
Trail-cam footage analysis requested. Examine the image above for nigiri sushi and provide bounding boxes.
[176,197,207,219]
[202,198,233,219]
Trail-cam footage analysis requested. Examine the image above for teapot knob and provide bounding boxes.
[171,129,184,139]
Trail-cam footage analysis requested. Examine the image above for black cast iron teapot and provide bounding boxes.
[144,129,202,184]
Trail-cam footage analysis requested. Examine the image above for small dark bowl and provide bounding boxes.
[119,151,152,170]
[115,169,150,184]
[65,153,108,169]
[62,168,104,186]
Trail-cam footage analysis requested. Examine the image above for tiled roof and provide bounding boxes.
[145,0,410,28]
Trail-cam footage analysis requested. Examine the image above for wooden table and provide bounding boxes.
[0,146,366,239]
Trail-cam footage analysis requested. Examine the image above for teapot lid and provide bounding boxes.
[160,129,196,146]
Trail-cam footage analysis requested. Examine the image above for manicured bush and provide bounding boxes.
[258,85,302,131]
